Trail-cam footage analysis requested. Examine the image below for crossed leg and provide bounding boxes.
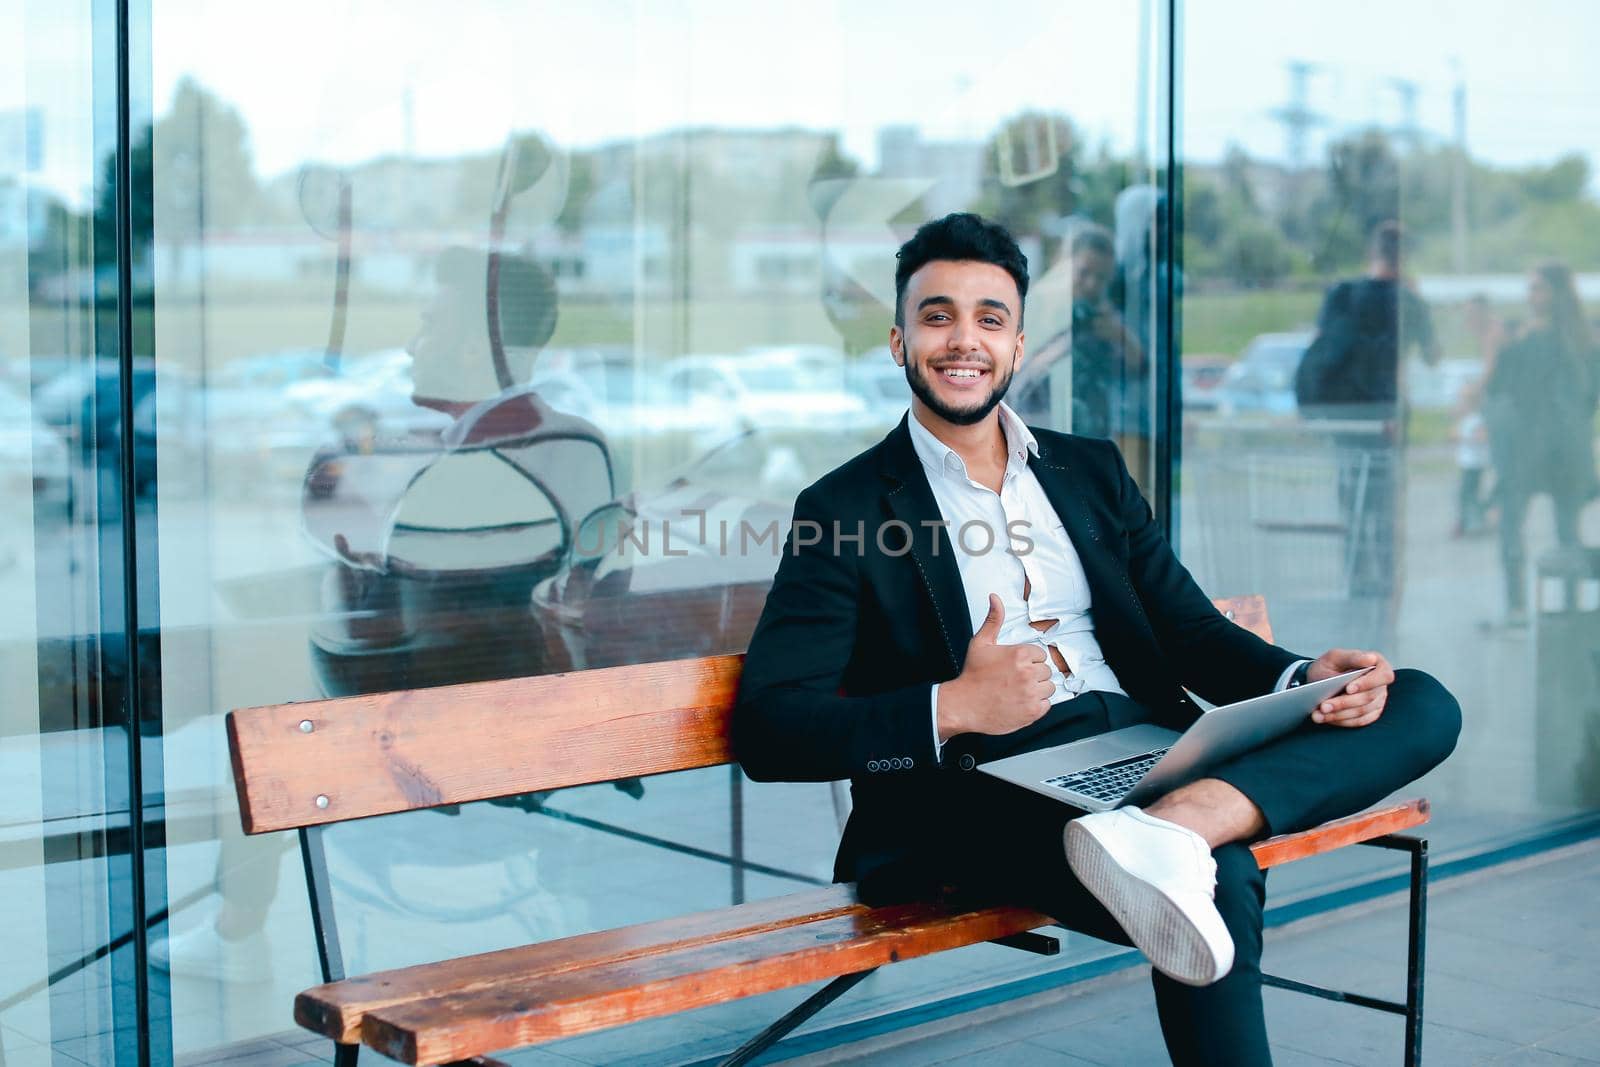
[928,669,1459,1064]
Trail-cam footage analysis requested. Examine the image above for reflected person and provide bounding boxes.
[1482,261,1599,627]
[1452,294,1506,538]
[151,251,609,980]
[1108,186,1175,483]
[735,213,1459,1066]
[1010,222,1143,437]
[306,247,612,694]
[1295,220,1441,606]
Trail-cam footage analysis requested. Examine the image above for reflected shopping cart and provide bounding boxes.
[1185,416,1401,653]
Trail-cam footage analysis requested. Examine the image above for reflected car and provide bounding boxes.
[201,348,349,461]
[0,382,70,505]
[31,358,201,497]
[534,347,731,450]
[1181,356,1230,412]
[203,348,338,417]
[845,347,910,429]
[661,352,872,433]
[1214,332,1312,416]
[2,355,79,395]
[281,349,450,445]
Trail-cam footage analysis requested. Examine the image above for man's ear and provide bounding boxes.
[1011,330,1026,373]
[888,325,906,367]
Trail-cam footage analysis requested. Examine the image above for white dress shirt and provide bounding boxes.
[906,404,1306,758]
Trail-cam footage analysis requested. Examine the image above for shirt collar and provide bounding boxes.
[907,401,1039,480]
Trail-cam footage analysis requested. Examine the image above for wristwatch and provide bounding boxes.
[1288,661,1312,688]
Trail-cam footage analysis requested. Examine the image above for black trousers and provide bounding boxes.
[925,669,1461,1066]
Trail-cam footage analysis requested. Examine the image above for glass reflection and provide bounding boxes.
[1482,261,1597,626]
[3,2,152,1062]
[1180,2,1600,846]
[140,2,1163,1060]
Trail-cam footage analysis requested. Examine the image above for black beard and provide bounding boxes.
[904,355,1015,427]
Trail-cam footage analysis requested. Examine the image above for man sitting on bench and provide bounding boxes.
[732,213,1460,1065]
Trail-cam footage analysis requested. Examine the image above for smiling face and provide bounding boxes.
[889,259,1025,429]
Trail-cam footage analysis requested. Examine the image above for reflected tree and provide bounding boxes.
[95,77,262,282]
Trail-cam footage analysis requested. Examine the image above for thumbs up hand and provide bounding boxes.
[936,594,1055,743]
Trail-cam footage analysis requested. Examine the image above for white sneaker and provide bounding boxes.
[1064,806,1235,987]
[148,899,272,984]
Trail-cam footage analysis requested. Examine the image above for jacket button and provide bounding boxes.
[958,754,977,771]
[904,757,914,769]
[866,760,879,772]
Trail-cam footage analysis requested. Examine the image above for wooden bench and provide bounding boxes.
[227,595,1432,1067]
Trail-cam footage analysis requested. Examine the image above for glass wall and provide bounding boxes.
[1179,1,1600,851]
[141,1,1168,1062]
[2,3,156,1064]
[9,0,1598,1063]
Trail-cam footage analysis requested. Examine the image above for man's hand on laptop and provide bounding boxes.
[937,594,1055,742]
[1306,649,1396,728]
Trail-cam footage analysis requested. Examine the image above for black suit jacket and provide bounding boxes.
[733,415,1300,884]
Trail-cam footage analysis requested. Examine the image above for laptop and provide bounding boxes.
[978,667,1374,811]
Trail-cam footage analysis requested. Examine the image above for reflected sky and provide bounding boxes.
[1185,0,1599,174]
[10,3,1598,206]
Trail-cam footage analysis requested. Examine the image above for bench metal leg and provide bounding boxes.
[719,969,876,1067]
[1259,833,1428,1066]
[730,764,746,905]
[333,1042,359,1067]
[1402,837,1428,1067]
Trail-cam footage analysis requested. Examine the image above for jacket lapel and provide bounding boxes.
[877,416,973,674]
[1025,440,1148,634]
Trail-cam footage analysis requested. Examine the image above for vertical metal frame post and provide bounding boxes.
[300,826,359,1064]
[111,0,158,1061]
[1155,0,1182,538]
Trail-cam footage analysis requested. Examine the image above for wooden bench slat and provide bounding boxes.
[310,797,1427,1057]
[228,654,745,834]
[360,901,1051,1065]
[295,884,860,1043]
[1249,798,1429,869]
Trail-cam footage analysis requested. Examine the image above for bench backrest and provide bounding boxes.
[228,595,1273,835]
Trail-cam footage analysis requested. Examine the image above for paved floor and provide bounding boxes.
[788,835,1600,1067]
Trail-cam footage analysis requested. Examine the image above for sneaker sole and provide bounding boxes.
[1064,821,1231,987]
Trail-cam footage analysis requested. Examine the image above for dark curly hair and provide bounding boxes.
[893,213,1029,327]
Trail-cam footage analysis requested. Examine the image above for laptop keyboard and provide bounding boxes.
[1043,748,1171,803]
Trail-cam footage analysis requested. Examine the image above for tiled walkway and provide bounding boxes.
[791,836,1600,1066]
